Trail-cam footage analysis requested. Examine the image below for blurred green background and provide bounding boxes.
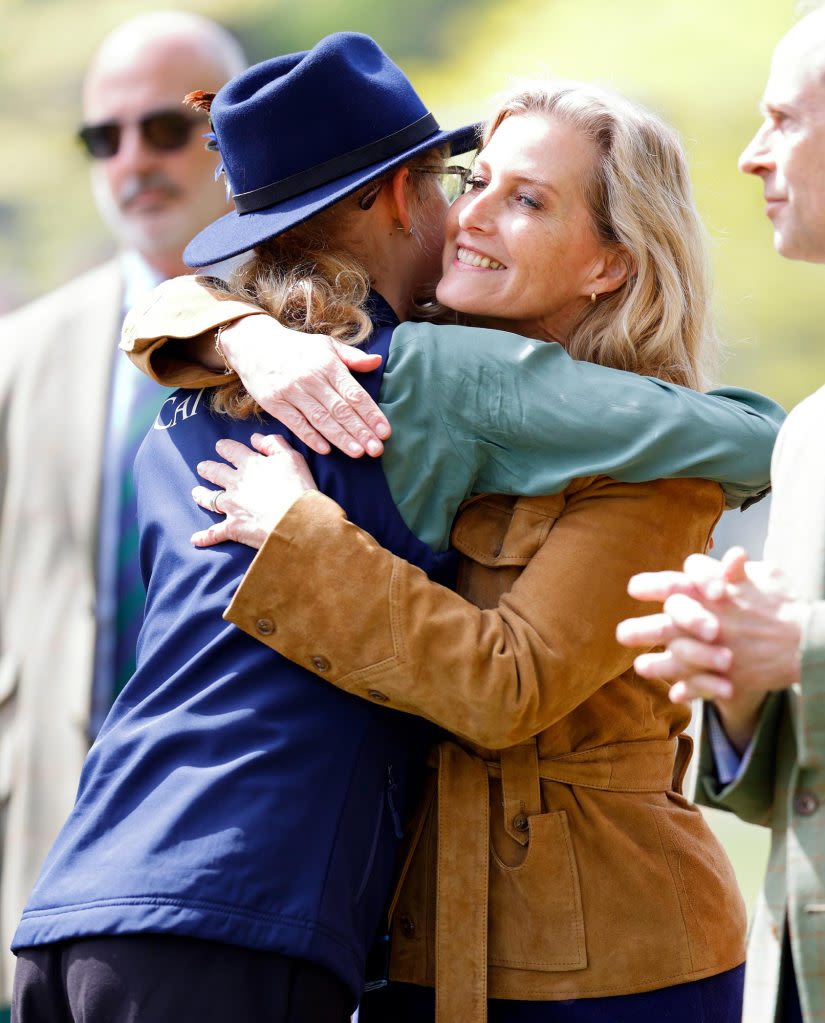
[3,0,819,914]
[2,0,822,410]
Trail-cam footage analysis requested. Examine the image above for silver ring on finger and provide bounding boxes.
[209,490,225,515]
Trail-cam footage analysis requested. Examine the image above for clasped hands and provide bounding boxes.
[616,546,804,752]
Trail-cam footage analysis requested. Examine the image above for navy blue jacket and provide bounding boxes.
[13,296,455,1005]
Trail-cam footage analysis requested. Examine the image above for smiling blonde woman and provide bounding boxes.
[439,83,713,388]
[14,55,782,1023]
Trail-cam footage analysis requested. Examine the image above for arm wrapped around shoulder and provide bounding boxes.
[120,275,266,388]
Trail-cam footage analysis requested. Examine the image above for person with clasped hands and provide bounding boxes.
[617,9,825,1023]
[113,53,789,1021]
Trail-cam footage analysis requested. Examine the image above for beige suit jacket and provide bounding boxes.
[0,261,122,1002]
[696,385,825,1023]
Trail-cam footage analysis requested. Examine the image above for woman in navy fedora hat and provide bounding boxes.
[13,34,778,1023]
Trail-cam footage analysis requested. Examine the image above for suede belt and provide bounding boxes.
[428,736,691,1023]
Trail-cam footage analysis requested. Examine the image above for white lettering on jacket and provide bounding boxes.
[154,389,205,430]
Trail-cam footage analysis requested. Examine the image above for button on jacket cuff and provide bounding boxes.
[224,490,401,684]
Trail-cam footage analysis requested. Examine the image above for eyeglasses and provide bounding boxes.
[358,179,386,211]
[77,109,207,160]
[357,165,473,212]
[411,166,472,204]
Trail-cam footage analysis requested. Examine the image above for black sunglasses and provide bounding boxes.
[77,109,206,160]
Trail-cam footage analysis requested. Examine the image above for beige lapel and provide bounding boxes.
[763,388,825,744]
[58,261,125,564]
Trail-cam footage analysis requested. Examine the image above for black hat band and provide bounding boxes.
[233,112,439,214]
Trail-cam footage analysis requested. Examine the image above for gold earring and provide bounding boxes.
[591,292,597,304]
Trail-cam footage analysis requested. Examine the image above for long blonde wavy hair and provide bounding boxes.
[211,82,714,418]
[210,148,447,419]
[479,82,717,389]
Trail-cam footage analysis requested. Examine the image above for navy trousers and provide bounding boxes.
[12,935,351,1023]
[782,969,803,1023]
[780,932,803,1023]
[360,965,745,1022]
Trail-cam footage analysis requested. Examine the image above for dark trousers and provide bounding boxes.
[360,964,745,1022]
[780,930,803,1023]
[12,935,351,1023]
[781,969,803,1023]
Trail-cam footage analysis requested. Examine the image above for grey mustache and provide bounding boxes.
[120,173,182,208]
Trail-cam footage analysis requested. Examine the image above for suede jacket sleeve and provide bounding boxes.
[225,478,723,749]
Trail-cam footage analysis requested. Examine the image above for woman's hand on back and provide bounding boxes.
[219,315,391,457]
[191,434,318,549]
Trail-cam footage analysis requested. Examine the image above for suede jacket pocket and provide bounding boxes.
[451,495,563,567]
[488,809,587,972]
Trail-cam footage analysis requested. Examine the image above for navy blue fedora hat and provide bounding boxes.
[184,32,479,267]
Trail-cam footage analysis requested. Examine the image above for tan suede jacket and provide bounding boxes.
[124,294,747,1020]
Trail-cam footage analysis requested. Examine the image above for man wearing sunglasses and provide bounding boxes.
[78,21,244,279]
[0,11,245,1016]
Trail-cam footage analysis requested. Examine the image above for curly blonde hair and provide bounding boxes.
[211,148,447,419]
[482,82,717,390]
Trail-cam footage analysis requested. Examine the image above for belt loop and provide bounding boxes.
[500,740,541,846]
[672,733,694,794]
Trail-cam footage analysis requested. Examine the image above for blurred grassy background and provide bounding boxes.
[4,0,816,915]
